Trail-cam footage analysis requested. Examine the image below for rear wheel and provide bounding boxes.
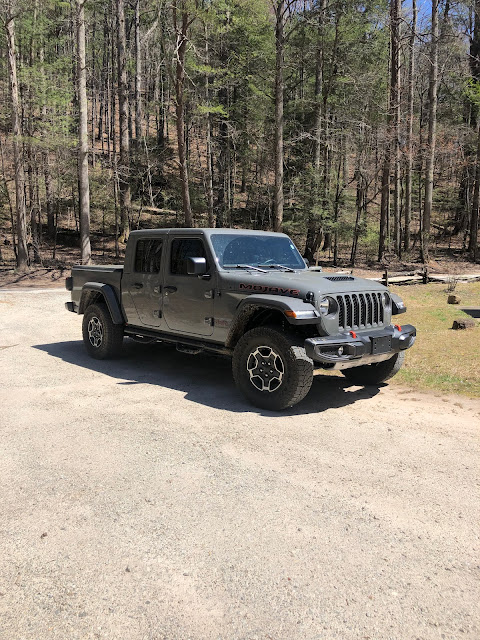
[341,350,405,385]
[232,326,313,410]
[82,302,124,359]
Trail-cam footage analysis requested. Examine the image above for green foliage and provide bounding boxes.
[0,0,475,267]
[196,103,228,117]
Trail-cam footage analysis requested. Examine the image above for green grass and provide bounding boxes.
[390,282,480,397]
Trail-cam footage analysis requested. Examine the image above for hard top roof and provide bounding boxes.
[129,228,288,238]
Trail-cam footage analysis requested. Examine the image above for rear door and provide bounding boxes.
[162,236,215,336]
[124,236,164,327]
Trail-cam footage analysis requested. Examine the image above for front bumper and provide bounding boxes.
[305,324,416,369]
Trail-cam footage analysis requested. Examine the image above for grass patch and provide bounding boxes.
[390,282,480,397]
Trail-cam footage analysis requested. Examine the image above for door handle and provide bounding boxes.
[133,282,143,290]
[164,285,177,294]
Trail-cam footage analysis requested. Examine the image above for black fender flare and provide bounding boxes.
[390,292,407,315]
[226,294,319,347]
[79,282,124,325]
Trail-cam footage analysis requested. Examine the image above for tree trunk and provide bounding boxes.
[173,1,193,227]
[0,138,17,258]
[391,0,401,256]
[38,43,55,240]
[76,0,91,264]
[135,0,142,146]
[404,0,416,252]
[379,0,401,262]
[466,0,480,259]
[422,0,439,263]
[6,8,28,271]
[304,0,326,262]
[273,0,285,232]
[469,124,480,260]
[204,24,215,228]
[117,0,131,242]
[379,157,390,261]
[332,150,343,267]
[351,170,365,266]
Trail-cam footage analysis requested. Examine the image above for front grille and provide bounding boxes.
[336,292,385,330]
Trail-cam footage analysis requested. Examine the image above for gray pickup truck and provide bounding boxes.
[66,228,416,410]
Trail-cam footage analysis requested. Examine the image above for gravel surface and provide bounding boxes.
[1,289,479,640]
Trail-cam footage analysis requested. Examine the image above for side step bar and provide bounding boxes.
[124,325,231,357]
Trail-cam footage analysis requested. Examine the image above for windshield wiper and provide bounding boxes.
[258,263,296,272]
[224,264,268,273]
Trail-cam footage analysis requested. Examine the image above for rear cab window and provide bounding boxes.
[134,238,163,273]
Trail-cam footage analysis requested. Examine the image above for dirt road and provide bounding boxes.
[1,289,479,640]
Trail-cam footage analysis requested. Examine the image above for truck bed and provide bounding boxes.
[70,264,124,308]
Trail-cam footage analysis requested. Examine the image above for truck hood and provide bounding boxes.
[221,269,386,300]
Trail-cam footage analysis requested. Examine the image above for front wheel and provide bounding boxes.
[232,326,313,410]
[82,302,124,359]
[341,350,405,385]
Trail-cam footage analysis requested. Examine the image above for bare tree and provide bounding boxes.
[304,0,327,262]
[172,0,193,227]
[422,0,439,263]
[204,22,215,228]
[117,0,131,242]
[379,0,401,261]
[470,126,480,261]
[469,0,480,261]
[76,0,91,264]
[404,0,416,252]
[273,0,285,232]
[3,0,28,270]
[391,0,401,256]
[134,0,142,146]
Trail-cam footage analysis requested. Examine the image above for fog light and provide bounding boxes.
[337,346,344,356]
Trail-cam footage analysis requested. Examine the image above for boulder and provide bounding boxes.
[452,318,476,330]
[448,294,461,304]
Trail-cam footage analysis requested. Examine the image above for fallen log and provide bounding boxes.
[365,272,480,285]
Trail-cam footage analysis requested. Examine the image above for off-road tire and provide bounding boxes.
[232,326,313,410]
[82,302,124,360]
[341,350,405,385]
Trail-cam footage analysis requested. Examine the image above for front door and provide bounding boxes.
[125,236,163,327]
[163,237,214,337]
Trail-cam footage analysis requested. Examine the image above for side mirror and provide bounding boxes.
[187,256,207,276]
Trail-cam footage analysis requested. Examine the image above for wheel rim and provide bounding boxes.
[87,316,103,348]
[246,345,284,392]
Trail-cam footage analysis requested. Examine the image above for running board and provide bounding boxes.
[176,344,203,355]
[124,325,231,356]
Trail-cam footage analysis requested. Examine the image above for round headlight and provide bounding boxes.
[318,297,329,315]
[318,296,337,316]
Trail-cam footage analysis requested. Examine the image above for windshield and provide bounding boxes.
[210,234,306,270]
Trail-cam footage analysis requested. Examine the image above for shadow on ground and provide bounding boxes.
[33,339,381,416]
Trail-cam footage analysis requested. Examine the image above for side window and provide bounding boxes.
[134,238,163,273]
[170,238,207,275]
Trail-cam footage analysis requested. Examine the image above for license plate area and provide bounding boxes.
[371,335,392,355]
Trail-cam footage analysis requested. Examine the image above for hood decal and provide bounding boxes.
[239,283,300,297]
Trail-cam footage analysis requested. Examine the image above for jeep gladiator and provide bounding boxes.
[65,228,416,410]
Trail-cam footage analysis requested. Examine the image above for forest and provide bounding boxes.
[0,0,479,273]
